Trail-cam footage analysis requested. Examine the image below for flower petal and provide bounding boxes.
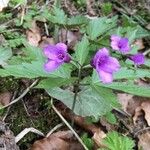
[97,70,113,83]
[43,45,58,60]
[111,35,121,50]
[44,60,62,72]
[99,57,120,73]
[119,38,130,53]
[64,54,71,63]
[130,53,145,65]
[92,48,109,67]
[56,43,67,52]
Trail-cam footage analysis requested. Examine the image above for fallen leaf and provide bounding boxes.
[26,21,41,47]
[138,132,150,150]
[39,36,55,48]
[0,0,10,11]
[30,130,84,150]
[0,91,12,106]
[134,39,145,50]
[141,101,150,126]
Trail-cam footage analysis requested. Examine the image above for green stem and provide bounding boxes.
[71,66,82,126]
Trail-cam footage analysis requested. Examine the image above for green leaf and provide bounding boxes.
[0,61,71,79]
[36,77,76,89]
[43,7,67,25]
[104,112,117,125]
[0,47,12,65]
[75,35,89,65]
[47,86,115,118]
[98,82,150,97]
[81,133,94,150]
[86,16,117,40]
[126,26,150,43]
[92,68,150,84]
[101,2,113,15]
[102,131,135,150]
[67,15,88,27]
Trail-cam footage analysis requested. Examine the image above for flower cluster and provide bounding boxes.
[43,35,145,84]
[91,35,145,83]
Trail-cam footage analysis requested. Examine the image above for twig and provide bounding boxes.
[51,99,89,150]
[2,91,17,121]
[0,79,39,110]
[44,22,50,36]
[134,127,150,137]
[15,127,45,143]
[46,123,63,137]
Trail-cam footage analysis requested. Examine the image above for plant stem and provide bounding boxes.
[71,66,82,126]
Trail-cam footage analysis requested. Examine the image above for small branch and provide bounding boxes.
[0,79,39,110]
[51,99,89,150]
[46,123,63,137]
[15,127,45,143]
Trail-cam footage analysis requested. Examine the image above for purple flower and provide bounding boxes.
[43,43,71,72]
[129,53,145,65]
[111,35,131,54]
[91,48,120,83]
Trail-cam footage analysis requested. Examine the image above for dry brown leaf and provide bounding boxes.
[30,130,84,150]
[26,21,41,47]
[138,132,150,150]
[141,101,150,126]
[117,93,134,113]
[0,91,12,106]
[134,39,145,50]
[92,129,106,148]
[39,36,55,48]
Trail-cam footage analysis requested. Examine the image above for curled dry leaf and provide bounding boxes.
[30,130,84,150]
[138,132,150,150]
[26,21,41,47]
[0,91,12,106]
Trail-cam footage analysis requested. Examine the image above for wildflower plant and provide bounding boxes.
[0,6,150,120]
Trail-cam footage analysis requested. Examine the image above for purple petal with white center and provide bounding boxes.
[44,60,62,72]
[99,57,120,73]
[98,70,113,83]
[130,53,145,65]
[56,43,67,52]
[111,35,121,50]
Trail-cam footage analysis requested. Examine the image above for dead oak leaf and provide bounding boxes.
[26,21,41,47]
[30,130,84,150]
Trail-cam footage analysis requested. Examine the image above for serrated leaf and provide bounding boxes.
[36,77,76,89]
[86,16,117,40]
[126,26,150,43]
[102,131,135,150]
[0,61,71,79]
[92,68,150,84]
[75,35,89,66]
[97,82,150,97]
[0,47,12,65]
[47,86,115,118]
[67,15,88,27]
